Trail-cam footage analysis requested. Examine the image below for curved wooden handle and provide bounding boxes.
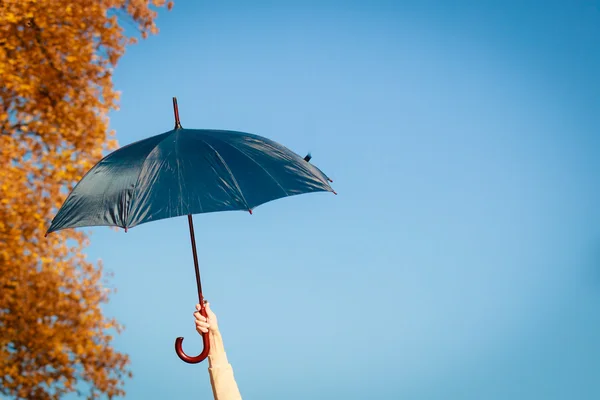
[174,306,211,364]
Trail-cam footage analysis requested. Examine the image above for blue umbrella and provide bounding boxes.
[46,98,335,364]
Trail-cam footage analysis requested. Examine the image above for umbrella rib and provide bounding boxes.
[199,139,251,211]
[205,136,289,197]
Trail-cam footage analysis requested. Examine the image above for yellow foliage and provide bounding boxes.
[0,0,173,398]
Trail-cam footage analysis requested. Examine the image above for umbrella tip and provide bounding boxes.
[304,153,312,162]
[172,97,182,129]
[124,227,128,233]
[248,209,253,215]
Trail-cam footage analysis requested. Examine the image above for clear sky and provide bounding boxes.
[77,1,600,399]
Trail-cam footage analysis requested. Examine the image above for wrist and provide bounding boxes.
[208,328,228,368]
[209,328,222,346]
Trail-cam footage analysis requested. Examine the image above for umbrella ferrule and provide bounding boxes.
[172,97,182,129]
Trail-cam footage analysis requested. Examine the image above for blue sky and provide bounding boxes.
[78,1,600,399]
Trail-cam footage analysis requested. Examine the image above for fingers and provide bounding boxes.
[194,311,207,322]
[193,302,214,335]
[193,309,207,322]
[195,301,210,312]
[194,305,209,334]
[193,303,209,333]
[195,319,210,334]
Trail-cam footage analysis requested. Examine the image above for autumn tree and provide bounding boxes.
[0,1,173,398]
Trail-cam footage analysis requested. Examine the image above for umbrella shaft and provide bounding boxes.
[187,214,204,304]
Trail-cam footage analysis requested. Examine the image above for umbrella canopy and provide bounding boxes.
[46,98,335,364]
[47,122,333,235]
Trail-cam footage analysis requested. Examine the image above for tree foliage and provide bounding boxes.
[0,1,172,398]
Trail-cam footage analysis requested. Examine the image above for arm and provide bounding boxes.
[195,302,242,400]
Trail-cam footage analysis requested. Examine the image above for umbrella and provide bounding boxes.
[46,98,335,364]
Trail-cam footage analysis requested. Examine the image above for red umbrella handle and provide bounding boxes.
[174,305,210,364]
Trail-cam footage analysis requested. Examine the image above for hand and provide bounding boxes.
[194,301,218,335]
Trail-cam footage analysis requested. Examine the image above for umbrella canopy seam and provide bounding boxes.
[197,137,252,212]
[204,134,290,198]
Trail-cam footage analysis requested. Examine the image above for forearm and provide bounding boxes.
[208,329,229,368]
[207,329,242,400]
